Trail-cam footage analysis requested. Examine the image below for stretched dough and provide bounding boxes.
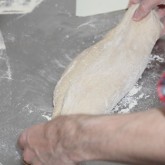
[52,5,162,117]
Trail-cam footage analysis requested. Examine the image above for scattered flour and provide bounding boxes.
[42,114,52,121]
[0,31,12,81]
[113,84,144,114]
[23,103,52,121]
[0,55,12,80]
[65,54,73,61]
[152,55,165,63]
[54,59,66,69]
[113,53,165,114]
[147,54,165,69]
[22,104,34,114]
[77,19,97,29]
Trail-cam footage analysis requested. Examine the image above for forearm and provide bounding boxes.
[72,109,165,164]
[19,108,165,164]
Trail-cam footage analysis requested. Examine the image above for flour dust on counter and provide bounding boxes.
[0,31,12,81]
[113,83,144,114]
[147,54,165,69]
[0,52,12,81]
[22,103,52,121]
[0,31,5,49]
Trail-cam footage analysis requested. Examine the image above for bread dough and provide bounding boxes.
[52,4,162,117]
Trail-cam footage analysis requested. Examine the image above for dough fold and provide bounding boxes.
[52,4,162,117]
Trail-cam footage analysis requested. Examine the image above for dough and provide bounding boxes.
[52,5,162,117]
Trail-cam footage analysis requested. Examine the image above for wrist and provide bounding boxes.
[73,109,165,164]
[46,115,100,163]
[100,109,165,164]
[63,114,136,163]
[67,115,125,162]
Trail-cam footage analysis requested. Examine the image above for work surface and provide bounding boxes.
[0,0,164,164]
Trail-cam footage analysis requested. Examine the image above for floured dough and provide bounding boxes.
[52,4,162,118]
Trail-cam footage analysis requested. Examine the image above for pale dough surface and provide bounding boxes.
[52,5,162,117]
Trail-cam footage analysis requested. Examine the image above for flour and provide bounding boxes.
[23,103,52,121]
[0,55,13,80]
[147,54,165,69]
[113,53,165,114]
[0,31,12,81]
[0,32,5,49]
[54,59,66,69]
[152,55,165,63]
[65,54,73,62]
[77,19,97,29]
[113,84,145,114]
[22,104,34,114]
[42,114,52,121]
[6,33,16,43]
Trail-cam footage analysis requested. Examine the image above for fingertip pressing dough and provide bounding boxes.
[52,4,162,118]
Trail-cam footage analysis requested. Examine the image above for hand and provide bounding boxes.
[18,115,91,165]
[18,109,165,165]
[129,0,165,34]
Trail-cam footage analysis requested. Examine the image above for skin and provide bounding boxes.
[19,109,165,165]
[129,0,165,34]
[18,1,165,164]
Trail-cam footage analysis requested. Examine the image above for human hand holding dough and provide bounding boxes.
[129,0,165,20]
[52,4,162,118]
[129,0,165,34]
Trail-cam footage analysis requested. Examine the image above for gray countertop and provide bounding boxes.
[0,0,164,164]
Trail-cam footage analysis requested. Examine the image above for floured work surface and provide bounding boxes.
[0,0,164,165]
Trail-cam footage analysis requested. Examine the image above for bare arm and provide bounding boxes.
[19,108,165,165]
